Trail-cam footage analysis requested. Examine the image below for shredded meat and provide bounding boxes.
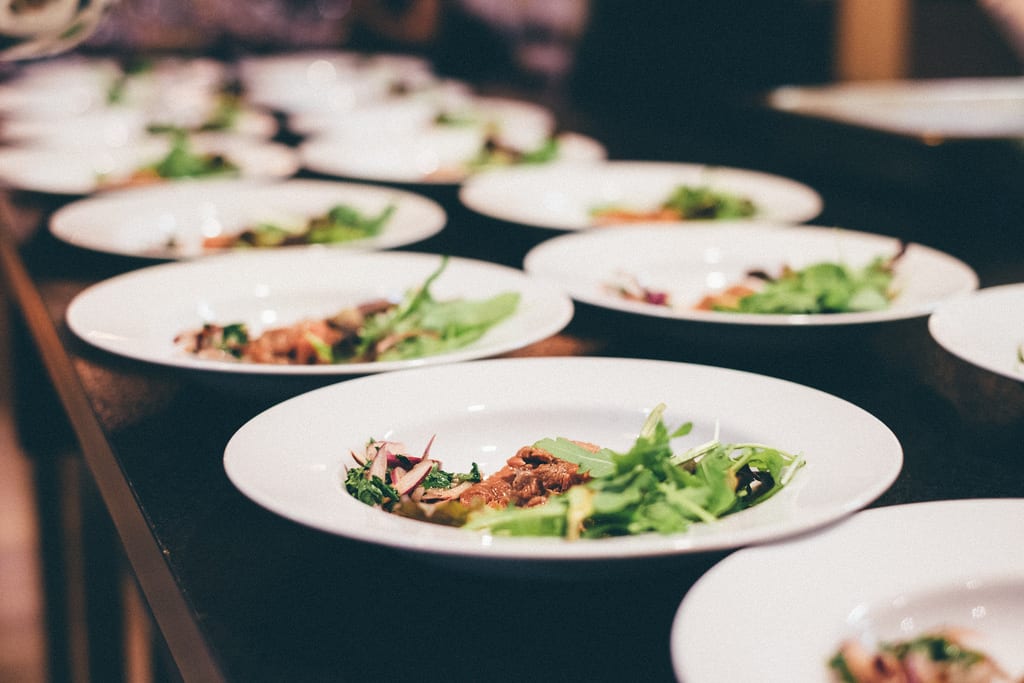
[459,444,592,509]
[591,207,682,225]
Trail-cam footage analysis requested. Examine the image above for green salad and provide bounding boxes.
[201,203,396,249]
[714,256,898,315]
[591,184,756,224]
[176,257,520,365]
[345,403,805,540]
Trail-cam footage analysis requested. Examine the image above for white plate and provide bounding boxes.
[769,77,1024,140]
[300,130,607,185]
[50,178,448,259]
[459,160,824,229]
[66,251,573,378]
[672,499,1024,683]
[523,224,978,326]
[222,356,901,564]
[928,283,1024,381]
[0,106,279,146]
[0,133,299,195]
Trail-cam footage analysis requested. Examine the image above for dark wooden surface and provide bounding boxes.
[2,74,1023,683]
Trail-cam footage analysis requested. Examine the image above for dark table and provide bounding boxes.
[2,87,1023,683]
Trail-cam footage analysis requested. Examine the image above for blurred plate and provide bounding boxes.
[66,250,573,379]
[523,224,978,326]
[300,130,606,185]
[223,356,901,568]
[0,133,298,195]
[0,105,278,146]
[460,160,823,229]
[672,499,1024,682]
[928,283,1024,381]
[50,178,447,259]
[768,77,1024,140]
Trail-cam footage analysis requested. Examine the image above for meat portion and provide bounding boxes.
[459,445,592,509]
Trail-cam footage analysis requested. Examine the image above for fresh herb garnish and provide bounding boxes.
[717,257,896,314]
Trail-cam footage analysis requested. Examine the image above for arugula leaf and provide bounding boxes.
[464,406,805,539]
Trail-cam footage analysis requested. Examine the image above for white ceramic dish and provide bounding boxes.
[523,224,978,326]
[768,77,1024,140]
[459,160,824,229]
[672,498,1024,682]
[928,283,1024,381]
[0,106,278,146]
[65,250,574,378]
[240,50,436,115]
[300,130,606,185]
[0,133,299,195]
[50,178,447,259]
[222,356,901,564]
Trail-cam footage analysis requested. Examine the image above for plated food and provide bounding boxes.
[928,283,1024,382]
[672,499,1024,682]
[65,250,573,378]
[175,256,519,366]
[300,129,606,185]
[50,178,446,259]
[222,356,901,566]
[345,402,805,540]
[523,224,978,326]
[830,629,1022,682]
[459,160,823,229]
[0,132,298,195]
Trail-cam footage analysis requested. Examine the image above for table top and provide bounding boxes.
[2,80,1023,683]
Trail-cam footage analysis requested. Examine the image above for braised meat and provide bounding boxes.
[459,445,592,509]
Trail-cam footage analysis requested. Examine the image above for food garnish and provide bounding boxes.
[590,184,756,225]
[605,248,902,315]
[829,629,1022,683]
[699,253,900,314]
[200,203,396,249]
[99,130,239,189]
[344,403,805,540]
[175,256,519,365]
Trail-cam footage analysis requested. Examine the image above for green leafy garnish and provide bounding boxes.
[147,130,239,179]
[462,404,804,539]
[219,203,396,249]
[719,257,897,315]
[661,185,756,219]
[469,137,561,171]
[344,462,401,510]
[355,256,520,362]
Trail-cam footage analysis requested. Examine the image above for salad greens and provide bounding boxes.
[346,403,805,540]
[355,257,520,362]
[590,184,757,223]
[179,256,520,365]
[469,137,560,171]
[204,203,396,249]
[463,404,803,539]
[661,185,756,220]
[717,257,896,315]
[829,631,1010,683]
[146,130,239,180]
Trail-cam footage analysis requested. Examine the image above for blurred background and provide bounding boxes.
[0,1,1021,682]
